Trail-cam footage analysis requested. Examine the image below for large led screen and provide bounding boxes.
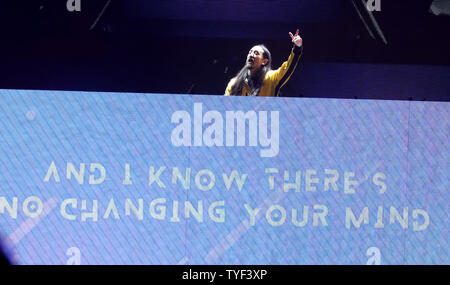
[0,89,448,264]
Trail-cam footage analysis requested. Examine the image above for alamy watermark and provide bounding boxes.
[66,247,81,265]
[366,0,381,12]
[366,247,381,265]
[170,103,280,158]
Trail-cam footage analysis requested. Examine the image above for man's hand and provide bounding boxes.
[289,29,303,47]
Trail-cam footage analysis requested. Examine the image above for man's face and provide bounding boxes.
[247,46,268,71]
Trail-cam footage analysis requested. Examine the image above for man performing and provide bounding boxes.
[225,29,303,97]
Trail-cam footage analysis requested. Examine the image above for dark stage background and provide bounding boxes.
[0,0,449,101]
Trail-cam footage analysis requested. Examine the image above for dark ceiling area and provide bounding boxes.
[0,0,448,99]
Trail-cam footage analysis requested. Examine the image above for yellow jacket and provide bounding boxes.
[225,45,302,97]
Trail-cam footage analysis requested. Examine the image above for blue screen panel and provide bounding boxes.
[0,90,448,264]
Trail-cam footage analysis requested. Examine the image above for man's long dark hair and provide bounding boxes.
[229,44,272,96]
